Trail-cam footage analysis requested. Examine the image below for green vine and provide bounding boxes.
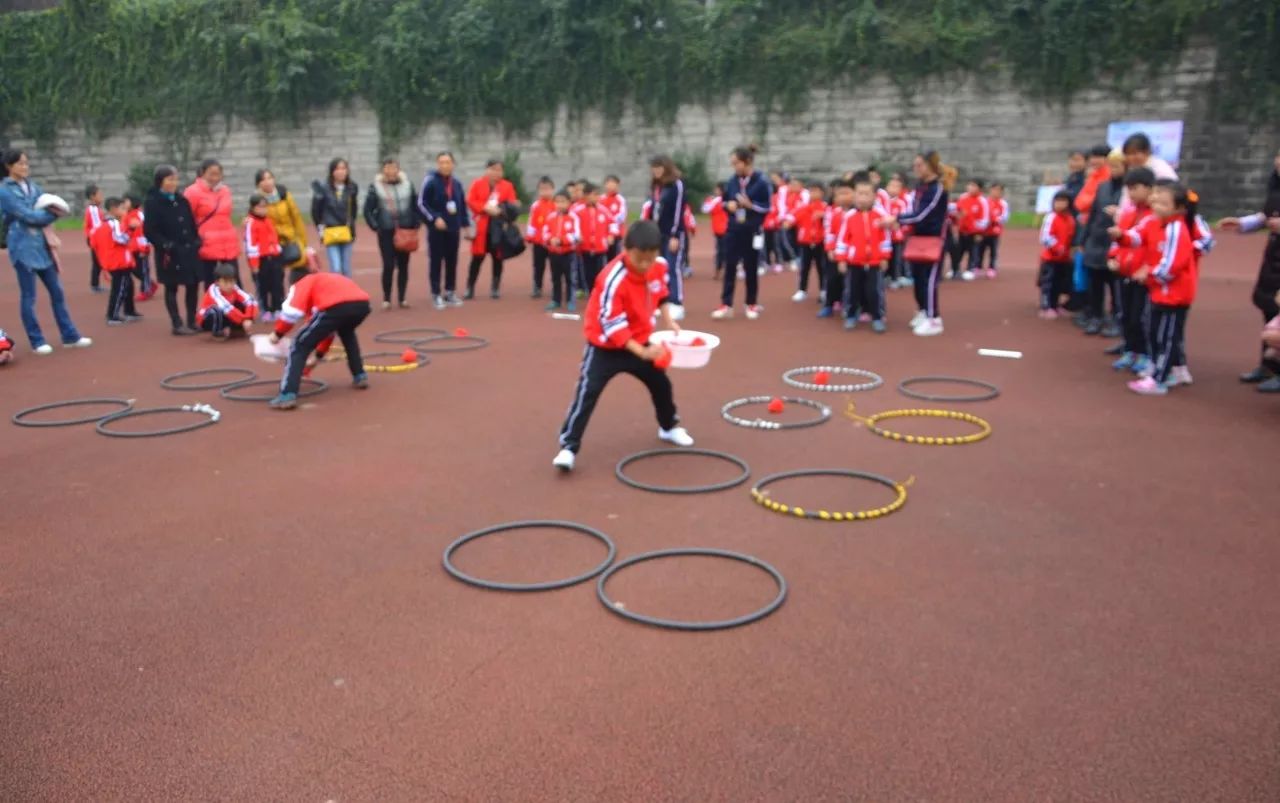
[0,0,1274,156]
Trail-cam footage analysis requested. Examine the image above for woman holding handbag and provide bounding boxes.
[184,158,241,290]
[363,157,419,310]
[311,157,359,278]
[255,169,311,287]
[891,150,956,337]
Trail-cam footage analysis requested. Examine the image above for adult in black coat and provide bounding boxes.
[1079,151,1127,336]
[142,164,202,335]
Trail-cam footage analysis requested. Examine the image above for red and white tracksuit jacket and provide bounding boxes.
[243,214,282,270]
[1118,215,1198,306]
[1039,211,1076,262]
[197,284,258,327]
[955,193,991,237]
[599,192,627,240]
[123,208,150,256]
[794,200,827,247]
[576,204,612,255]
[542,211,579,255]
[526,198,555,245]
[1108,205,1154,277]
[274,272,370,336]
[702,196,728,237]
[89,218,135,272]
[583,254,670,349]
[987,198,1009,238]
[836,208,893,267]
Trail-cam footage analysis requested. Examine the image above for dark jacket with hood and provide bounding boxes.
[1081,175,1126,267]
[311,179,359,237]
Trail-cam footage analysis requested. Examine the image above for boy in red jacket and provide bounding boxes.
[90,197,140,325]
[954,179,990,280]
[980,183,1008,278]
[526,176,556,299]
[553,221,692,472]
[123,195,154,301]
[84,183,105,293]
[884,174,910,288]
[600,175,627,260]
[244,194,285,322]
[791,181,827,302]
[577,182,612,292]
[542,189,579,311]
[1106,168,1156,373]
[197,263,258,340]
[820,179,853,318]
[701,186,729,280]
[1038,191,1077,317]
[267,271,372,409]
[836,174,893,332]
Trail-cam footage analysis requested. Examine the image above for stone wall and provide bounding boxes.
[8,47,1275,217]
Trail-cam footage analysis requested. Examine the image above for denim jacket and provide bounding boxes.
[0,177,57,269]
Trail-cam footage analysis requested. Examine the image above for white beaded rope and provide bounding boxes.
[781,366,884,393]
[720,396,831,430]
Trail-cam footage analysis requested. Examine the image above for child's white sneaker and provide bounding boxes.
[552,449,576,471]
[913,317,944,337]
[791,290,807,302]
[909,310,926,328]
[745,305,763,320]
[658,426,694,447]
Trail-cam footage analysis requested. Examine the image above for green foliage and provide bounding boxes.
[125,161,155,199]
[674,150,714,199]
[0,0,1274,155]
[501,150,529,205]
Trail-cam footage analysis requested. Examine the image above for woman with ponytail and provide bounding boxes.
[714,144,771,320]
[891,150,956,336]
[1219,149,1280,393]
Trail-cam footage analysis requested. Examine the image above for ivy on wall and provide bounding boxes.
[0,0,1274,156]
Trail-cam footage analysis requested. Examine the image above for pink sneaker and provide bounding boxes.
[858,312,872,323]
[985,269,997,279]
[1127,376,1167,396]
[832,302,843,313]
[771,263,783,274]
[1043,308,1059,320]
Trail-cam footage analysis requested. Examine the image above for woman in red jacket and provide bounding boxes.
[465,159,519,300]
[183,159,241,290]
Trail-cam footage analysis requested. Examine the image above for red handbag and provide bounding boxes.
[903,235,944,263]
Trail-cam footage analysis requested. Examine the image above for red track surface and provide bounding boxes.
[2,231,1277,801]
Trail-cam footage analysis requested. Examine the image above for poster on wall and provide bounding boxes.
[1035,185,1063,215]
[1106,120,1184,167]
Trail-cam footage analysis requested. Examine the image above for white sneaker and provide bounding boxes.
[711,305,734,320]
[745,305,762,320]
[64,337,93,348]
[658,426,694,447]
[34,344,53,355]
[790,290,807,303]
[961,270,975,281]
[913,317,944,337]
[789,260,800,272]
[757,267,766,277]
[909,310,926,328]
[552,448,576,471]
[668,303,686,322]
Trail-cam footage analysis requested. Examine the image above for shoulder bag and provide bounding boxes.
[383,184,420,253]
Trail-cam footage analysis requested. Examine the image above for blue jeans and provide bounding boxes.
[12,261,81,347]
[326,243,353,277]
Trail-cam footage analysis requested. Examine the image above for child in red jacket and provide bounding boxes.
[123,195,154,301]
[84,183,105,293]
[1120,182,1199,395]
[954,179,990,280]
[821,179,853,318]
[245,195,285,321]
[836,174,893,332]
[701,187,729,279]
[542,189,580,311]
[884,174,910,288]
[90,197,140,325]
[980,183,1008,278]
[1038,191,1077,317]
[0,327,12,365]
[552,221,691,472]
[267,271,371,409]
[1107,167,1157,373]
[792,181,828,302]
[196,262,257,340]
[577,182,612,291]
[600,174,627,260]
[526,176,556,299]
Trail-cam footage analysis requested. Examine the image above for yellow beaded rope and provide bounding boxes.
[749,470,910,522]
[844,402,992,445]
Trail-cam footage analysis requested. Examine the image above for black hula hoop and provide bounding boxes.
[720,396,831,430]
[359,351,430,373]
[411,334,490,353]
[95,404,220,438]
[898,375,1000,403]
[12,397,135,428]
[615,448,751,494]
[219,378,328,401]
[596,548,788,631]
[373,327,448,345]
[442,520,617,592]
[750,468,908,522]
[160,367,257,391]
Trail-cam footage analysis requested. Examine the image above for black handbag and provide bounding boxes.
[279,241,302,264]
[498,220,526,260]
